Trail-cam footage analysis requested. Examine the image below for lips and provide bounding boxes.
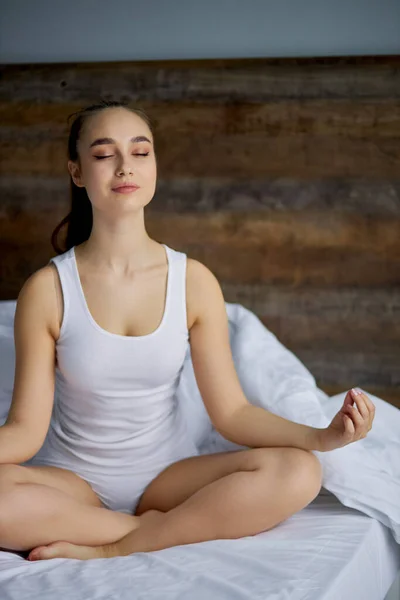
[112,185,140,195]
[112,185,140,191]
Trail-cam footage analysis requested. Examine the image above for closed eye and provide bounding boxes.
[94,153,149,160]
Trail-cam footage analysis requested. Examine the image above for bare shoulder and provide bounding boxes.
[18,264,60,341]
[186,257,225,328]
[19,265,54,304]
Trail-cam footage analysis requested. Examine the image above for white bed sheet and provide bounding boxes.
[0,490,398,600]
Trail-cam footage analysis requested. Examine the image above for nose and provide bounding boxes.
[117,157,133,176]
[118,165,133,176]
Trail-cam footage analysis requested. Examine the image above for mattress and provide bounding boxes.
[0,489,398,600]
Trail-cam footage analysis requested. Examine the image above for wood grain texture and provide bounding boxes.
[0,55,399,404]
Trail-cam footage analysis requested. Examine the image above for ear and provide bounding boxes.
[68,160,85,188]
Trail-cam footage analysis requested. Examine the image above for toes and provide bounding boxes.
[27,546,46,561]
[28,542,65,561]
[27,541,103,561]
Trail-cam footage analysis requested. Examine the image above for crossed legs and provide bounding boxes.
[22,447,322,560]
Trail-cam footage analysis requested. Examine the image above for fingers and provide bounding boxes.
[351,393,369,420]
[354,390,375,431]
[345,402,365,437]
[362,392,376,417]
[345,389,376,439]
[343,413,355,436]
[343,389,356,408]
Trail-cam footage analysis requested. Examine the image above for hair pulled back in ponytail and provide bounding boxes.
[50,100,154,254]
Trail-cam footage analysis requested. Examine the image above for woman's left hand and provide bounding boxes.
[318,388,375,452]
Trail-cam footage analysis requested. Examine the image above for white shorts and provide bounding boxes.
[75,458,187,514]
[23,447,199,515]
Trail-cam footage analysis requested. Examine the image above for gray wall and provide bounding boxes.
[1,0,399,64]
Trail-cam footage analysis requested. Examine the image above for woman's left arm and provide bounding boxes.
[187,259,375,454]
[217,403,324,451]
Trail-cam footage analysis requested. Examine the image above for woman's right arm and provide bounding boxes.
[0,267,58,464]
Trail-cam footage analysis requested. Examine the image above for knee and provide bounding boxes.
[280,448,323,501]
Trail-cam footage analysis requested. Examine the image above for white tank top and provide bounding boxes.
[28,244,198,474]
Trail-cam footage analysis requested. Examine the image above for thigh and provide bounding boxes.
[0,464,106,509]
[135,447,302,516]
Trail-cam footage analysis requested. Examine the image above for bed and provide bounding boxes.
[0,299,399,599]
[0,489,398,600]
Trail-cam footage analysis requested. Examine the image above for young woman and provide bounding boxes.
[0,100,375,561]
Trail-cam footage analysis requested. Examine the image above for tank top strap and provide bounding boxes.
[48,248,76,342]
[165,245,189,336]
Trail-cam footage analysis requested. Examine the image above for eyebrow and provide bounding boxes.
[89,135,152,148]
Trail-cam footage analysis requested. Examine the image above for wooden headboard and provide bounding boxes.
[1,55,399,406]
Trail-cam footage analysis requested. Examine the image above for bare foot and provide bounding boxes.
[27,540,113,561]
[26,509,163,561]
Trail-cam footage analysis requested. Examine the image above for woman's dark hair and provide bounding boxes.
[50,99,154,254]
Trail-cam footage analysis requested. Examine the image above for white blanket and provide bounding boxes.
[176,302,400,545]
[0,299,399,545]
